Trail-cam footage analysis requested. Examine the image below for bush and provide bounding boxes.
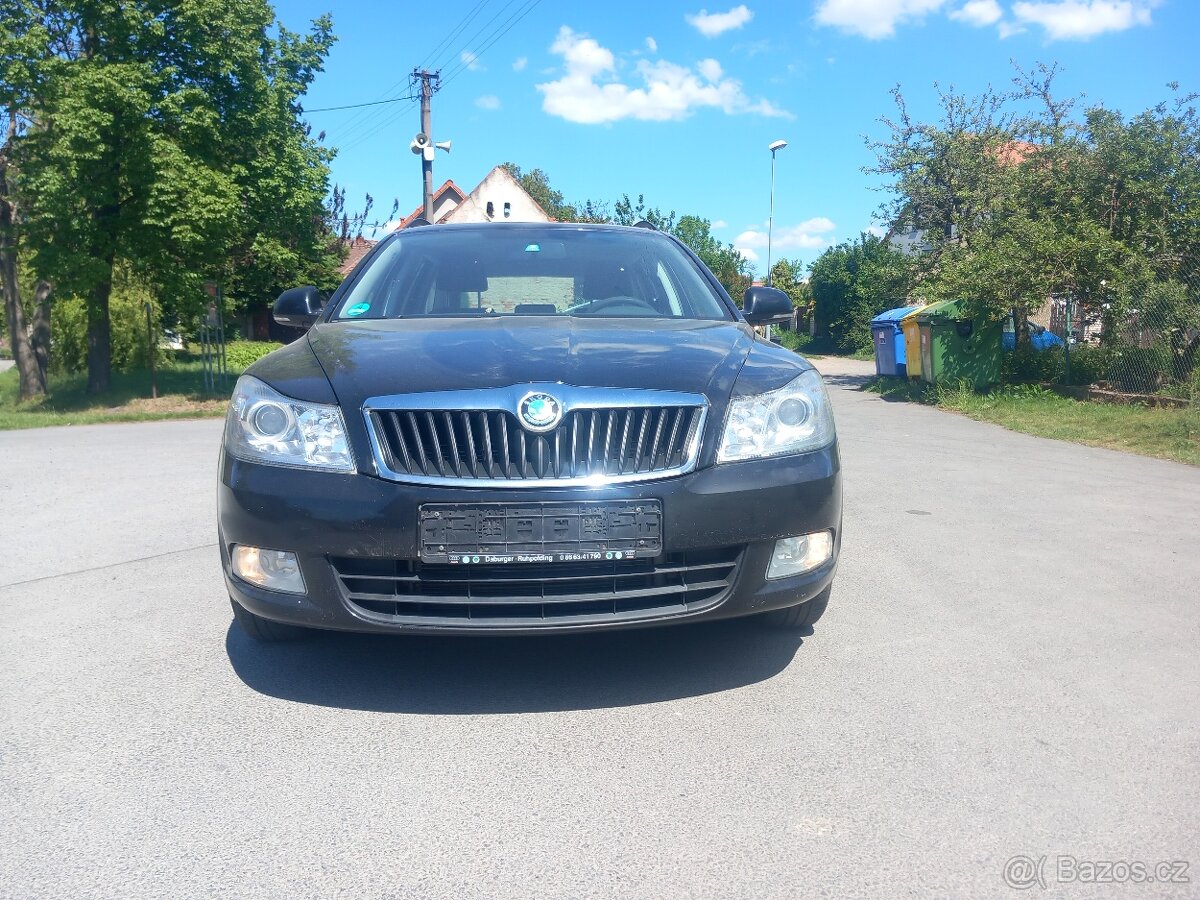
[1002,346,1063,385]
[773,330,805,351]
[1061,343,1113,387]
[51,282,171,374]
[225,340,283,371]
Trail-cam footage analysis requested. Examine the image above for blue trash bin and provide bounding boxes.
[870,306,921,377]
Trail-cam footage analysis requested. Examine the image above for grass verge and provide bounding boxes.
[865,377,1200,466]
[0,357,233,430]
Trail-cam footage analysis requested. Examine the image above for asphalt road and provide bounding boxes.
[2,359,1198,898]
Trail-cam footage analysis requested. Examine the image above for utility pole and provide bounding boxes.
[411,69,441,222]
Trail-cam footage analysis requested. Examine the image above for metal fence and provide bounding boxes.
[1045,269,1199,402]
[198,303,229,393]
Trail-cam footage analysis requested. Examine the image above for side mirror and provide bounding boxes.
[742,286,793,325]
[273,285,324,328]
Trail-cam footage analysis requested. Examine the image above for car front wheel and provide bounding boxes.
[229,597,311,642]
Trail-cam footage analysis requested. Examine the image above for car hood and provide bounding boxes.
[305,317,769,408]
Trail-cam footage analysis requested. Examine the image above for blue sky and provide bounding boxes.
[278,0,1196,275]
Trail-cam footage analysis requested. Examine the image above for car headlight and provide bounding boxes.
[718,369,836,462]
[224,375,355,472]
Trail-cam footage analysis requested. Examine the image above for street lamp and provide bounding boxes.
[767,139,788,286]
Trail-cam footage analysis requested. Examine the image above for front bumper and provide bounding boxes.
[219,444,841,635]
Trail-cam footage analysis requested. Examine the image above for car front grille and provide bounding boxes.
[330,547,741,627]
[363,385,707,487]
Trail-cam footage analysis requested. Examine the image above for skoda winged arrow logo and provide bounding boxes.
[518,392,563,432]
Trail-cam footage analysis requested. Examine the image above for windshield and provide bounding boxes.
[333,226,732,321]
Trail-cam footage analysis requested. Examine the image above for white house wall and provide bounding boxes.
[444,167,552,224]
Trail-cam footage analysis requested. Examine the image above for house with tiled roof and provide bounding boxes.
[394,179,469,229]
[337,235,378,277]
[395,166,552,229]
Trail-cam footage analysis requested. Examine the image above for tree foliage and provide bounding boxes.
[768,258,810,311]
[809,234,916,353]
[501,163,607,223]
[671,215,752,299]
[497,169,755,299]
[1,0,340,392]
[845,64,1199,377]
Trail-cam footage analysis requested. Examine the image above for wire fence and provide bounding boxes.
[1037,269,1199,403]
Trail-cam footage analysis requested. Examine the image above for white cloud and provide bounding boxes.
[537,27,793,124]
[1011,0,1156,40]
[461,50,484,71]
[698,58,724,82]
[736,246,760,262]
[815,0,1156,40]
[948,0,1003,26]
[735,217,837,251]
[866,224,888,238]
[686,5,754,37]
[475,94,501,110]
[646,36,658,52]
[711,219,728,229]
[814,0,947,38]
[512,56,528,71]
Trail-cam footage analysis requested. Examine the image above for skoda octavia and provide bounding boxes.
[219,223,841,641]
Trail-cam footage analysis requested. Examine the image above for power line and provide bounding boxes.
[440,0,543,90]
[326,0,543,155]
[304,95,414,114]
[417,0,491,73]
[336,98,420,155]
[313,2,490,143]
[431,0,523,75]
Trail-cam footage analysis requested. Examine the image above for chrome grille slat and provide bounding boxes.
[402,412,426,475]
[365,385,706,487]
[460,412,479,479]
[664,409,685,469]
[516,426,528,479]
[332,547,741,626]
[632,410,650,472]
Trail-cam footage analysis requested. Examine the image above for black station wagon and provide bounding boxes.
[219,223,841,641]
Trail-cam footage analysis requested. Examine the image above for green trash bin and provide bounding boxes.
[916,300,1002,390]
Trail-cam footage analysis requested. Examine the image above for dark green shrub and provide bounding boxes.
[225,341,283,372]
[51,282,170,374]
[1061,344,1113,386]
[1001,347,1063,385]
[1105,344,1173,392]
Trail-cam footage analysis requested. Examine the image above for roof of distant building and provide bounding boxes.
[337,235,377,276]
[394,180,468,230]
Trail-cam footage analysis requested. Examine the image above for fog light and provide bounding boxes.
[767,531,833,580]
[231,545,306,594]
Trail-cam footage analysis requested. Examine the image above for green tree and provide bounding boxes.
[868,65,1196,370]
[1,113,48,399]
[671,214,752,299]
[499,166,754,299]
[769,258,809,310]
[2,1,338,393]
[500,163,608,223]
[809,234,917,353]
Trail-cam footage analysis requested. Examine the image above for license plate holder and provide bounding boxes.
[419,500,663,565]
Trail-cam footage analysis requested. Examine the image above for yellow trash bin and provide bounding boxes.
[899,304,936,379]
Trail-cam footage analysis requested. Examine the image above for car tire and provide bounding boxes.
[759,585,832,630]
[229,597,311,642]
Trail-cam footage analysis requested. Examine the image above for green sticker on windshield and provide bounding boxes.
[346,302,371,317]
